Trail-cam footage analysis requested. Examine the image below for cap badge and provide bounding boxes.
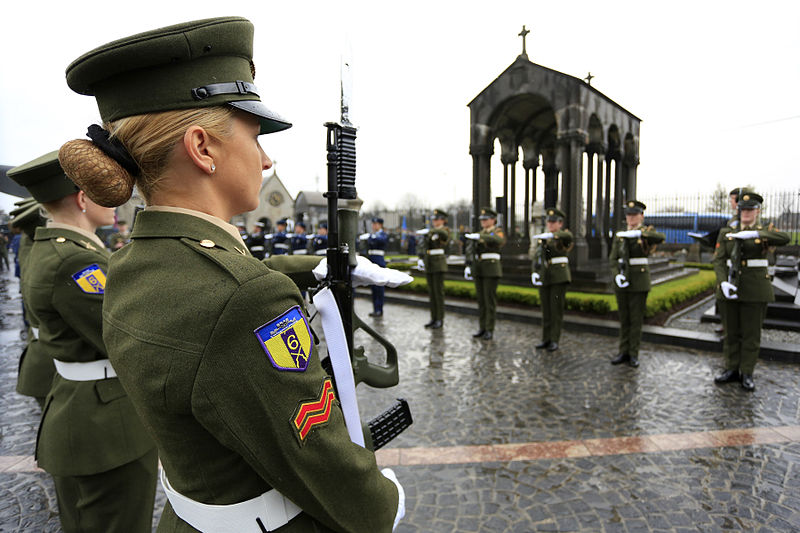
[548,210,554,215]
[742,195,750,201]
[628,201,635,208]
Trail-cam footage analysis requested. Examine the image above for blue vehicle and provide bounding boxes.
[644,212,729,244]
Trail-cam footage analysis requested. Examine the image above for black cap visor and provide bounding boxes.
[228,100,292,134]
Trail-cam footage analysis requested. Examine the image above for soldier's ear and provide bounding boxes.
[182,126,217,175]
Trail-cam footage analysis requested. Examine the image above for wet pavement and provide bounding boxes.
[2,269,800,532]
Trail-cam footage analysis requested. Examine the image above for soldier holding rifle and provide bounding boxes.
[417,209,450,329]
[464,207,505,340]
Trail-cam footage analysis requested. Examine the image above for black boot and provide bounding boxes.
[473,329,486,338]
[714,369,740,384]
[535,341,550,349]
[369,311,383,317]
[482,331,493,340]
[546,341,559,352]
[741,374,755,391]
[424,320,436,328]
[628,354,639,368]
[610,353,629,365]
[429,320,443,329]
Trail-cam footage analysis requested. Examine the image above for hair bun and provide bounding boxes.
[58,139,134,207]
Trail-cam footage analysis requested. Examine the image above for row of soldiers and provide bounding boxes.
[412,193,788,391]
[240,218,329,259]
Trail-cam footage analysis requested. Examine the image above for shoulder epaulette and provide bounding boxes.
[180,238,265,286]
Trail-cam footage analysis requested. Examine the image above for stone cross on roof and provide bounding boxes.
[518,25,530,57]
[585,72,594,85]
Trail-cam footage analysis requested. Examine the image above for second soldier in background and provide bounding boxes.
[464,208,505,340]
[417,209,450,329]
[361,217,388,317]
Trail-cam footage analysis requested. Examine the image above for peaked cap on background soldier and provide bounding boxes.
[432,209,449,219]
[7,151,79,203]
[479,207,497,220]
[65,17,291,135]
[9,201,45,231]
[737,191,763,209]
[545,208,565,221]
[623,200,646,215]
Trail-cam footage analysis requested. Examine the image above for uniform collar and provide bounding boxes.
[41,221,107,251]
[146,205,246,246]
[131,209,249,255]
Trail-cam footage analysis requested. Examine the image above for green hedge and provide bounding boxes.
[675,261,714,271]
[393,270,717,318]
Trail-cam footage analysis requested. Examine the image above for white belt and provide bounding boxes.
[315,249,327,255]
[480,253,501,260]
[249,246,264,252]
[726,259,768,268]
[273,243,289,249]
[427,249,444,255]
[160,469,301,533]
[293,249,308,255]
[53,359,117,381]
[550,256,569,264]
[368,249,385,256]
[30,327,39,340]
[629,258,649,265]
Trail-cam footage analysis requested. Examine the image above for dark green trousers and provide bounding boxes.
[475,276,499,332]
[53,447,158,533]
[722,301,767,375]
[540,283,567,342]
[426,272,445,321]
[615,291,648,357]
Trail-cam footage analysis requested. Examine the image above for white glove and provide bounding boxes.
[359,233,370,241]
[415,228,430,235]
[263,234,274,239]
[416,258,425,271]
[532,232,554,240]
[464,233,480,240]
[531,272,542,286]
[729,230,759,240]
[617,229,642,238]
[313,258,413,288]
[721,281,738,299]
[615,274,630,288]
[464,266,473,280]
[381,468,405,531]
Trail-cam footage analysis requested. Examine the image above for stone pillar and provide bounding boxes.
[585,150,594,242]
[595,148,607,258]
[603,153,614,250]
[470,144,492,231]
[510,162,517,237]
[627,158,639,200]
[561,136,587,265]
[522,162,538,239]
[613,155,624,232]
[523,165,530,239]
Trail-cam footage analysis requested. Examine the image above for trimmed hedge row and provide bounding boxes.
[391,270,717,318]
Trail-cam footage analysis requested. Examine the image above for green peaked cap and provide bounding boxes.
[9,202,46,232]
[7,151,79,203]
[65,16,291,134]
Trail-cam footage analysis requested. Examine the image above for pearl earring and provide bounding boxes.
[211,163,216,173]
[82,209,86,213]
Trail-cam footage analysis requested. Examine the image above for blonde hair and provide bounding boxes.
[59,106,235,207]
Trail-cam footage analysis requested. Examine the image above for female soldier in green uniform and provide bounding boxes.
[609,201,665,367]
[8,153,157,533]
[417,208,450,329]
[530,208,573,352]
[60,17,403,532]
[464,207,506,340]
[712,192,789,391]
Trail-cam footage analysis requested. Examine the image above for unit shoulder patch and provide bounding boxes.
[254,305,313,372]
[291,378,336,444]
[71,264,106,294]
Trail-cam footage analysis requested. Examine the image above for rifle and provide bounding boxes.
[728,236,742,286]
[315,72,412,451]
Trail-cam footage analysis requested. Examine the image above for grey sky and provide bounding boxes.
[1,1,798,215]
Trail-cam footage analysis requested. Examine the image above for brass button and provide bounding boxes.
[199,239,215,248]
[754,238,761,244]
[56,237,66,243]
[741,260,746,266]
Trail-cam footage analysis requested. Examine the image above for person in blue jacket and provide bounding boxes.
[291,221,309,255]
[270,218,290,255]
[312,222,328,256]
[361,217,389,317]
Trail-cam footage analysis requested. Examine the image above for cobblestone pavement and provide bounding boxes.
[2,270,799,532]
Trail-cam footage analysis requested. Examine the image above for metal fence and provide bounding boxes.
[639,188,800,245]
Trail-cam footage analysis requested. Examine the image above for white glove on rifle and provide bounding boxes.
[531,272,542,287]
[464,266,473,280]
[615,274,630,288]
[358,233,370,241]
[415,228,430,235]
[721,281,738,299]
[416,258,425,271]
[312,257,413,288]
[617,229,642,238]
[532,232,554,240]
[381,468,405,531]
[464,233,480,241]
[729,230,759,240]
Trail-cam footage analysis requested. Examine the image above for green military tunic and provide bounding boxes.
[24,223,157,533]
[713,223,789,375]
[609,225,665,358]
[468,225,506,334]
[420,226,450,322]
[103,208,398,533]
[531,230,573,343]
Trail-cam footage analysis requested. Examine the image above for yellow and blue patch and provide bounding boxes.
[254,306,313,372]
[71,264,106,294]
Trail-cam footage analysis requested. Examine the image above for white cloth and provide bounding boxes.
[479,253,501,260]
[359,233,370,241]
[312,258,413,288]
[721,281,738,299]
[53,359,117,381]
[616,229,642,238]
[729,230,760,240]
[628,258,649,265]
[381,468,406,531]
[531,272,542,287]
[464,266,472,280]
[726,259,769,268]
[416,259,425,271]
[615,274,630,288]
[464,233,480,240]
[415,228,429,235]
[550,257,569,264]
[426,249,444,255]
[532,232,553,240]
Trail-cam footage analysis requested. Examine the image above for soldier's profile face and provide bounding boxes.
[432,218,445,228]
[480,218,494,229]
[318,227,327,235]
[625,213,643,228]
[739,207,758,225]
[546,219,563,232]
[729,195,738,210]
[372,222,381,232]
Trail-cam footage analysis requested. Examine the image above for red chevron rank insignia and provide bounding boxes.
[292,379,336,444]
